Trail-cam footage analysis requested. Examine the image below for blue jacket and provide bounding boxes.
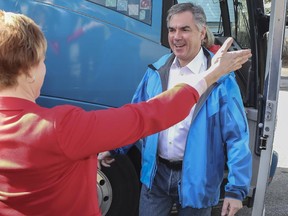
[132,49,252,208]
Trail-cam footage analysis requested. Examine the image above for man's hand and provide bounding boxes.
[97,151,115,170]
[221,197,243,216]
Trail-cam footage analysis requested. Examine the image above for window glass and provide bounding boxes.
[87,0,152,25]
[178,0,222,34]
[282,11,288,77]
[228,0,251,49]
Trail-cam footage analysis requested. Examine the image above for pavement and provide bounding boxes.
[264,168,288,216]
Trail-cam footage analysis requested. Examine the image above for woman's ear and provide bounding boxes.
[26,72,36,83]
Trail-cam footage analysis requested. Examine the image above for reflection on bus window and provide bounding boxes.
[87,0,152,25]
[175,0,223,36]
[230,0,251,49]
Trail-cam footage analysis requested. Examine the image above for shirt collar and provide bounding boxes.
[186,48,206,74]
[171,48,206,74]
[171,57,180,70]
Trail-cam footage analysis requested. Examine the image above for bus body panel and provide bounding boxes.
[1,0,170,109]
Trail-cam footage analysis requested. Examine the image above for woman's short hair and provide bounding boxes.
[0,10,47,88]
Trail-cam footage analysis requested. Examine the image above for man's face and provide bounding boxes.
[168,11,206,67]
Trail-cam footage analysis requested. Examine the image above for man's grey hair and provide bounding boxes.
[166,3,207,31]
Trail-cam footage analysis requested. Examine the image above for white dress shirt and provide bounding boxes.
[158,48,208,161]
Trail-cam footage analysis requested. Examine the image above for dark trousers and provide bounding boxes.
[139,161,212,216]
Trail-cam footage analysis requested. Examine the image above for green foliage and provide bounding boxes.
[264,0,271,14]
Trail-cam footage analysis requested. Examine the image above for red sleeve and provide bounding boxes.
[56,84,199,159]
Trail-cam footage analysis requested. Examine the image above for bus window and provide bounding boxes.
[177,0,222,34]
[87,0,152,25]
[228,0,251,49]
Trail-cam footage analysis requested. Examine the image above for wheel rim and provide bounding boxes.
[97,169,113,216]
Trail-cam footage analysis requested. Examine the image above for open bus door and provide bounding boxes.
[252,0,287,215]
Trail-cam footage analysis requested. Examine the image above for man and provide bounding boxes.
[99,3,252,216]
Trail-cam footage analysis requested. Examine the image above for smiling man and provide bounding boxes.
[99,3,252,216]
[131,3,252,216]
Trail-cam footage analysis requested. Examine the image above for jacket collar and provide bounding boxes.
[152,47,213,91]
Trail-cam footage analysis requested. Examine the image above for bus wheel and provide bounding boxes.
[97,169,113,215]
[97,154,140,216]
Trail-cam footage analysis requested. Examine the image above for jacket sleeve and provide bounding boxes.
[220,75,252,201]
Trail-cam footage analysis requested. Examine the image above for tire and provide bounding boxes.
[99,154,140,216]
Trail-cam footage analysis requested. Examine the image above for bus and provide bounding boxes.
[0,0,286,215]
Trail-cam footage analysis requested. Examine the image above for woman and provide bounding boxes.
[0,10,251,216]
[203,26,221,54]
